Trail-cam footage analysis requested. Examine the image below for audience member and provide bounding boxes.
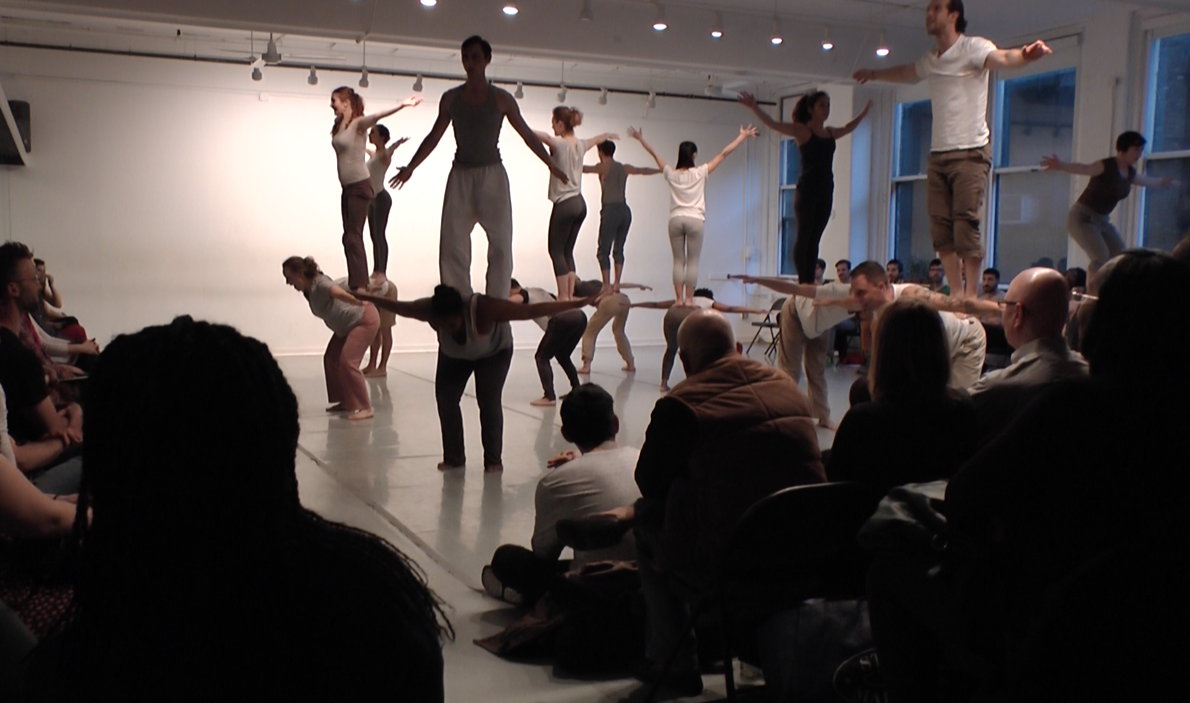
[826,298,976,492]
[814,258,826,285]
[886,259,905,284]
[835,259,852,284]
[978,268,1001,301]
[31,259,86,344]
[25,317,452,701]
[509,279,588,407]
[1064,266,1087,291]
[967,267,1088,443]
[483,383,641,605]
[926,258,950,294]
[632,310,824,694]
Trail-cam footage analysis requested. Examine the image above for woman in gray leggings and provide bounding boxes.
[1042,131,1179,275]
[630,125,757,305]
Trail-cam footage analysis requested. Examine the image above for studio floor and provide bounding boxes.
[278,344,856,702]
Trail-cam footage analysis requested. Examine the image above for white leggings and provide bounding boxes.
[668,216,705,290]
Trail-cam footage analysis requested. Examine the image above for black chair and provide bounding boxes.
[644,482,884,702]
[746,297,785,362]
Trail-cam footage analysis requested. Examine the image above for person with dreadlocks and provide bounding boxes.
[24,317,452,700]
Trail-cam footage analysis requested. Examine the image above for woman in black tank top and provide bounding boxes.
[740,90,871,283]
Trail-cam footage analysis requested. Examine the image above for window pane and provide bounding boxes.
[778,188,797,276]
[892,181,932,280]
[1141,157,1190,251]
[780,139,801,187]
[993,172,1073,279]
[1152,33,1190,154]
[996,68,1077,168]
[895,100,932,177]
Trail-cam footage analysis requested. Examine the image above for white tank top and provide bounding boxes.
[548,136,588,203]
[367,150,389,195]
[332,119,370,186]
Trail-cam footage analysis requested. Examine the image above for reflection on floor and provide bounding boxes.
[280,345,858,702]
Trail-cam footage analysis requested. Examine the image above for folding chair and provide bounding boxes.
[745,297,785,362]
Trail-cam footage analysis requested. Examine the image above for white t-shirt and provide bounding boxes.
[915,35,997,152]
[795,281,853,338]
[889,284,983,356]
[663,164,709,221]
[548,136,588,203]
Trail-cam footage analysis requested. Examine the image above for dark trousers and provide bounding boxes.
[435,346,513,468]
[548,195,587,276]
[634,497,705,666]
[793,187,833,283]
[341,178,376,290]
[833,316,860,360]
[596,203,632,270]
[535,310,587,400]
[490,544,571,604]
[367,189,392,274]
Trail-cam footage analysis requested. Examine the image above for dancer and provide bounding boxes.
[574,277,652,375]
[361,278,400,378]
[854,0,1051,298]
[365,126,409,289]
[508,280,588,407]
[533,107,616,300]
[330,88,421,291]
[282,256,380,421]
[583,141,661,292]
[629,124,758,305]
[1042,131,1180,275]
[738,90,871,283]
[391,36,569,299]
[357,285,594,472]
[632,290,765,392]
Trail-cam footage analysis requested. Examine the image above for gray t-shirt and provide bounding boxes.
[448,85,504,168]
[305,274,365,338]
[601,161,628,205]
[437,293,513,361]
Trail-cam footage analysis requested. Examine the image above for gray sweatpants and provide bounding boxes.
[597,203,632,270]
[440,163,514,298]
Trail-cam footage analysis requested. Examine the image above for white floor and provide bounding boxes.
[279,344,858,702]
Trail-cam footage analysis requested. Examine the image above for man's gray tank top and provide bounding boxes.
[438,293,513,361]
[449,85,503,168]
[601,161,628,205]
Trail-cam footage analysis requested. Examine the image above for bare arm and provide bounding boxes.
[13,438,68,473]
[29,397,73,444]
[532,130,554,146]
[354,293,434,322]
[0,456,77,539]
[623,165,662,176]
[899,284,1000,317]
[728,274,819,299]
[630,300,676,309]
[711,302,767,314]
[852,63,921,85]
[737,92,809,143]
[383,136,410,160]
[585,133,618,150]
[1041,155,1105,177]
[477,294,592,325]
[617,282,653,291]
[499,91,570,183]
[627,127,667,170]
[390,92,453,189]
[1134,173,1179,188]
[830,100,873,139]
[582,164,605,175]
[328,284,364,305]
[44,275,63,308]
[984,40,1053,71]
[356,95,423,131]
[706,125,759,174]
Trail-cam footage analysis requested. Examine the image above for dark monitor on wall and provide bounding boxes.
[1,100,30,166]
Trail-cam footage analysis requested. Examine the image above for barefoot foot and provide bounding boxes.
[363,369,388,378]
[346,408,374,421]
[530,397,557,407]
[622,365,636,373]
[577,364,592,375]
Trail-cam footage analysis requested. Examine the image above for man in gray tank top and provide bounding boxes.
[583,141,660,294]
[390,35,568,299]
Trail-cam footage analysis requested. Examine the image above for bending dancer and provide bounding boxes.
[629,124,758,305]
[574,276,652,375]
[391,36,568,299]
[365,126,409,289]
[1042,131,1180,275]
[357,285,592,472]
[330,88,421,291]
[583,141,661,292]
[534,107,616,300]
[854,0,1051,298]
[738,90,871,283]
[508,280,587,407]
[282,256,380,421]
[632,289,764,392]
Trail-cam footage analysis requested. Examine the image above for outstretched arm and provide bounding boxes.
[984,40,1052,70]
[711,302,768,314]
[737,92,809,143]
[357,95,423,131]
[853,63,920,85]
[499,91,570,184]
[617,282,653,291]
[624,164,662,175]
[706,125,759,174]
[728,274,819,299]
[585,133,618,151]
[1134,174,1180,188]
[628,126,667,170]
[631,300,676,309]
[354,293,434,322]
[831,100,873,139]
[583,163,608,175]
[390,93,453,189]
[384,136,410,159]
[1041,155,1104,177]
[899,284,1000,317]
[478,293,593,325]
[532,129,554,146]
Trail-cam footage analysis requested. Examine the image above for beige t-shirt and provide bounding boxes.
[915,35,997,152]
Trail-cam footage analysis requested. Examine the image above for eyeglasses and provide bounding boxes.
[1000,299,1026,314]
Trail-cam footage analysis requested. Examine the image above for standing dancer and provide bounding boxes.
[534,108,616,300]
[1042,131,1180,275]
[854,0,1051,298]
[632,290,764,392]
[330,88,421,292]
[629,125,758,305]
[738,91,871,283]
[391,36,568,299]
[282,256,380,421]
[357,285,593,472]
[583,141,661,293]
[365,126,409,289]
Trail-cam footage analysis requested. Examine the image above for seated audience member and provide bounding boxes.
[978,268,1002,302]
[31,259,87,344]
[826,298,976,492]
[967,268,1088,444]
[508,279,588,407]
[926,258,950,294]
[835,260,852,284]
[25,317,451,701]
[1064,266,1087,292]
[869,250,1190,703]
[633,310,824,694]
[886,259,905,285]
[831,260,861,363]
[814,258,827,285]
[0,245,97,377]
[483,383,641,605]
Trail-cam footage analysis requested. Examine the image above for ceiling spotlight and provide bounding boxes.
[580,0,593,21]
[710,11,723,39]
[514,81,524,99]
[652,2,667,31]
[262,32,282,64]
[770,16,783,45]
[251,66,263,81]
[420,0,436,6]
[502,3,518,15]
[359,68,369,88]
[821,26,834,51]
[876,30,890,57]
[598,87,608,105]
[307,66,318,85]
[646,91,656,109]
[413,74,424,92]
[557,84,568,103]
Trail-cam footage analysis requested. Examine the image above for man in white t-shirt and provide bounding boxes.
[854,0,1051,299]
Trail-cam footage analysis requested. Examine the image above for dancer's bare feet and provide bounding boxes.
[363,368,388,378]
[660,382,669,393]
[484,464,503,474]
[577,363,592,375]
[368,272,387,291]
[346,408,374,421]
[622,364,636,373]
[326,403,348,413]
[437,461,464,472]
[530,397,557,407]
[818,418,838,431]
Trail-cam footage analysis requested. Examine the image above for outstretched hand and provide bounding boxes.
[390,166,414,189]
[859,99,874,117]
[728,273,758,283]
[401,95,424,108]
[853,69,875,84]
[547,450,579,468]
[740,124,759,139]
[394,136,410,148]
[1039,154,1062,171]
[737,92,759,110]
[1022,40,1052,62]
[627,126,643,140]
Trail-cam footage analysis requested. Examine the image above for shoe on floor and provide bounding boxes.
[481,565,524,606]
[556,514,633,551]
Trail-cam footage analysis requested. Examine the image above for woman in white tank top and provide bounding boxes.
[329,87,421,292]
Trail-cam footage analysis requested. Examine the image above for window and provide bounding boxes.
[1141,31,1190,252]
[990,68,1077,277]
[891,100,932,281]
[777,138,801,276]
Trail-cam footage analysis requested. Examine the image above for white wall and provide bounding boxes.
[0,46,767,354]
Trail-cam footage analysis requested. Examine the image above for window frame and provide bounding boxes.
[889,99,931,271]
[1138,23,1190,247]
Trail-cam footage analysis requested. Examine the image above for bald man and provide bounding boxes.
[968,267,1088,443]
[632,309,824,694]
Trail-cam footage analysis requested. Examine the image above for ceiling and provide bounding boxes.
[0,0,1182,95]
